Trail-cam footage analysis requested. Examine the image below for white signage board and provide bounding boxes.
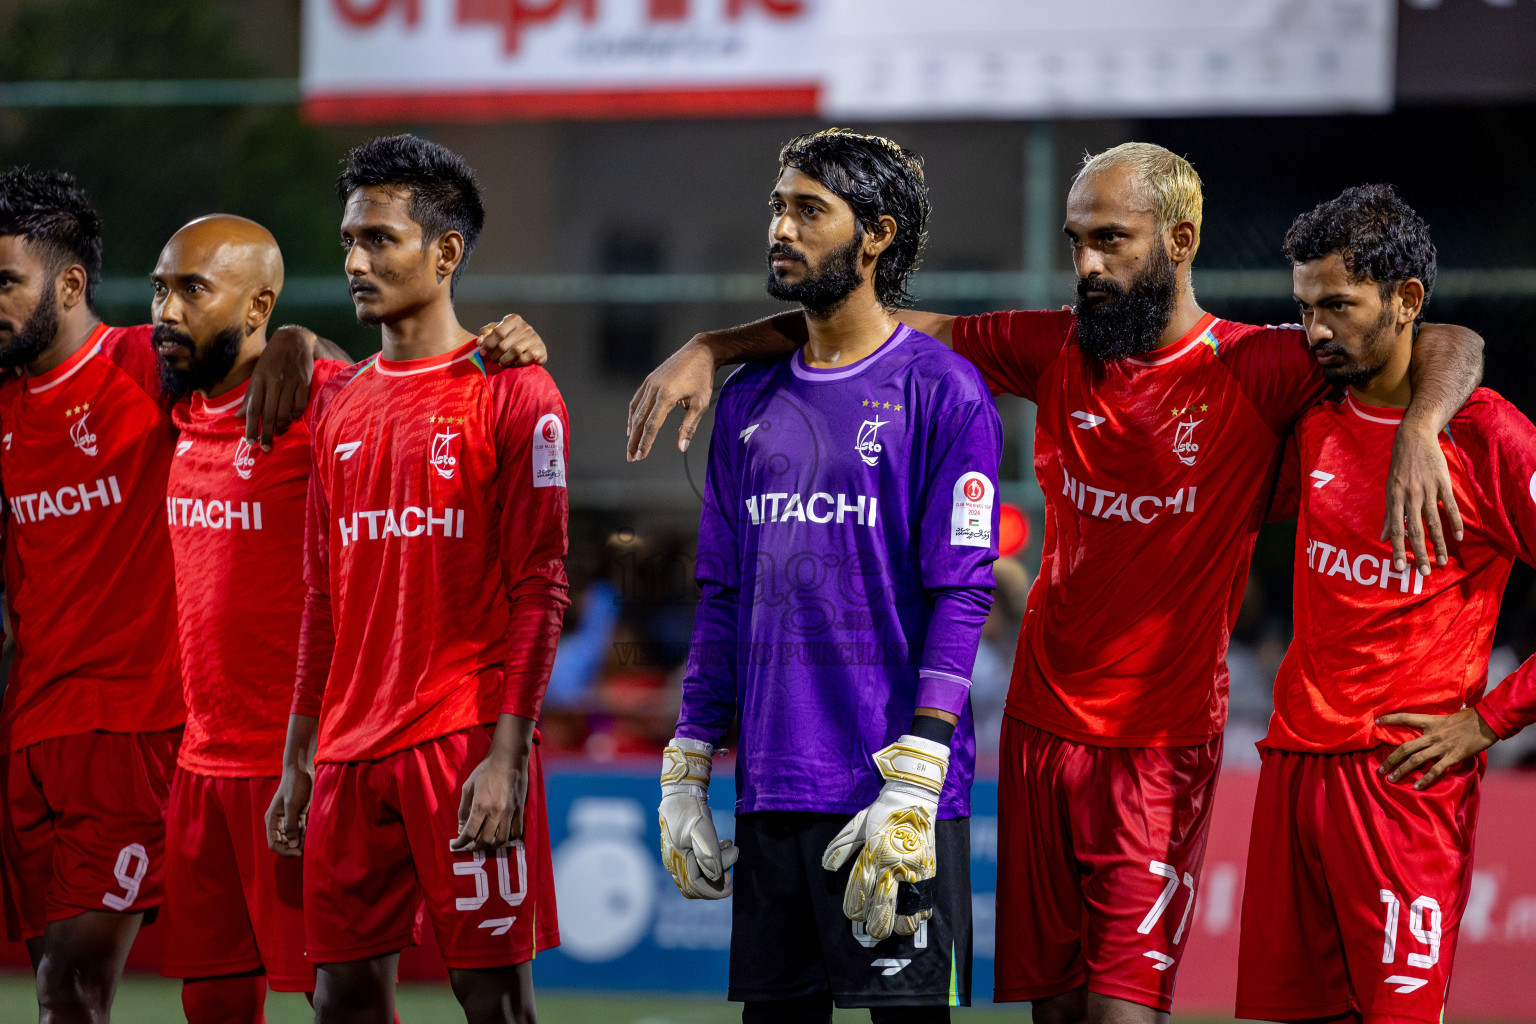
[302,0,1395,121]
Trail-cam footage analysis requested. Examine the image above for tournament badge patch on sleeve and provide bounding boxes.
[950,472,994,548]
[532,413,567,488]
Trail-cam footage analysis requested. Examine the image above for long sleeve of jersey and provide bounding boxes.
[915,394,1004,716]
[292,442,334,718]
[491,371,571,721]
[675,392,743,748]
[1452,394,1536,738]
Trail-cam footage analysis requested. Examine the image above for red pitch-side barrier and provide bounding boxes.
[3,767,1534,1019]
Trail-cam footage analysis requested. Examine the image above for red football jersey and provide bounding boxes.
[1262,389,1536,753]
[293,340,570,764]
[954,310,1327,746]
[166,360,350,777]
[0,323,184,751]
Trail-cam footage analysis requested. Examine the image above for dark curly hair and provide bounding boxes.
[337,134,485,291]
[1282,184,1436,326]
[777,128,930,310]
[0,166,104,309]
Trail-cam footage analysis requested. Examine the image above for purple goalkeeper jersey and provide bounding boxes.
[677,325,1003,818]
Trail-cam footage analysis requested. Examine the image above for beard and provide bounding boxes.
[1312,302,1397,388]
[1071,241,1178,362]
[0,280,61,370]
[154,322,244,401]
[765,230,864,319]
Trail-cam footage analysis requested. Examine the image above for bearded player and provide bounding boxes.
[0,168,332,1022]
[150,214,354,1021]
[660,129,1000,1022]
[1235,185,1536,1024]
[269,134,566,1023]
[627,143,1484,1023]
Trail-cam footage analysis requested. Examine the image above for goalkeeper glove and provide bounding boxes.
[822,734,949,940]
[659,736,738,899]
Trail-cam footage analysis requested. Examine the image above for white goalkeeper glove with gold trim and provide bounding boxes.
[659,736,738,899]
[822,734,949,940]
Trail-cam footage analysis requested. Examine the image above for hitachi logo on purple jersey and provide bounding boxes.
[338,507,465,546]
[8,476,122,523]
[744,492,879,527]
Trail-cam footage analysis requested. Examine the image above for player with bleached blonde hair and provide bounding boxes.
[626,141,1487,1024]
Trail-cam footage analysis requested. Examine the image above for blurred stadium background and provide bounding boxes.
[3,0,1535,1020]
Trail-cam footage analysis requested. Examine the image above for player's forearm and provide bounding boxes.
[689,311,807,370]
[279,714,319,772]
[500,577,569,719]
[1475,659,1536,739]
[487,712,536,765]
[292,588,335,716]
[676,583,740,746]
[273,323,352,365]
[915,587,993,719]
[1403,323,1483,434]
[894,311,957,348]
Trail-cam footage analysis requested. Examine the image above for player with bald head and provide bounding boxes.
[151,214,350,1022]
[0,168,345,1024]
[151,214,287,402]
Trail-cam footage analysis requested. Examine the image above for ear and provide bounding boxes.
[864,215,898,260]
[247,286,278,332]
[56,264,89,311]
[435,230,465,286]
[1396,279,1425,326]
[1166,219,1198,264]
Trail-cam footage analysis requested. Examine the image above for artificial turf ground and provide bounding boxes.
[0,976,1176,1023]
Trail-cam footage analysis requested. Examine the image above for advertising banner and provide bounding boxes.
[7,762,1533,1019]
[301,0,1396,122]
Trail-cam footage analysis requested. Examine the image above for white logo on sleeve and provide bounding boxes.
[533,413,566,489]
[1310,470,1335,488]
[1529,470,1535,505]
[175,438,194,457]
[334,440,362,461]
[739,422,761,444]
[950,472,994,548]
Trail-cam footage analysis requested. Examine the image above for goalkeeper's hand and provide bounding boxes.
[658,736,738,899]
[822,734,949,940]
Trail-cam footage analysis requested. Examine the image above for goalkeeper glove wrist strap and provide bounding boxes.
[873,734,950,801]
[661,735,714,797]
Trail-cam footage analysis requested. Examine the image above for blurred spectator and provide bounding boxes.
[1224,574,1289,767]
[971,557,1031,760]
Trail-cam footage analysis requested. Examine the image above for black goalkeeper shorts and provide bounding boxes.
[727,810,972,1008]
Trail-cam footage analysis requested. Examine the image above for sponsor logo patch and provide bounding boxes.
[533,412,566,488]
[950,471,994,548]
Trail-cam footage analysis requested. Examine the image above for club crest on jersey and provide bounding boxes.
[68,408,98,457]
[430,428,459,479]
[1172,416,1202,466]
[232,437,256,480]
[855,417,888,467]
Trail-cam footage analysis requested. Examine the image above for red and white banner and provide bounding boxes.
[301,0,1396,123]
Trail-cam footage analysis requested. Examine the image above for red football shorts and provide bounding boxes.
[994,715,1221,1011]
[1236,746,1480,1024]
[304,726,560,968]
[160,770,313,991]
[0,728,180,941]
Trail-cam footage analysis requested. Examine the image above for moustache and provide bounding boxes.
[0,321,13,335]
[767,243,808,265]
[152,324,197,350]
[1311,343,1348,359]
[1075,276,1125,301]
